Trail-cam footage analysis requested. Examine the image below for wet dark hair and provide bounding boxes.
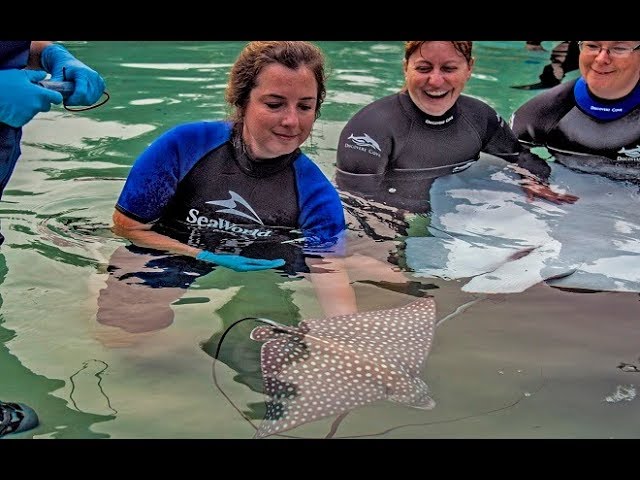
[404,41,473,65]
[226,41,327,128]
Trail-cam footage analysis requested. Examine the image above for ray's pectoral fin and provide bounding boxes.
[388,376,436,410]
[249,326,278,342]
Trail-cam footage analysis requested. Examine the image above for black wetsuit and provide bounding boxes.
[336,91,550,212]
[512,78,640,182]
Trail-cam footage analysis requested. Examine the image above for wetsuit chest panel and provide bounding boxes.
[156,142,300,244]
[392,121,481,172]
[336,93,511,212]
[549,107,640,160]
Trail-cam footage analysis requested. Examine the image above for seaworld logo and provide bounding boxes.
[205,191,264,225]
[617,145,640,161]
[345,133,381,157]
[186,191,272,238]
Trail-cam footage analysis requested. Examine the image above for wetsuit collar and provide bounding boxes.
[574,77,640,121]
[399,91,457,128]
[232,133,300,178]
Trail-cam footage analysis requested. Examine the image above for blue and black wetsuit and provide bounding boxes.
[336,91,550,213]
[511,78,640,182]
[114,121,346,287]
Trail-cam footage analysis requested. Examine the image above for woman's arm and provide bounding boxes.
[112,209,201,258]
[305,256,358,317]
[27,41,53,70]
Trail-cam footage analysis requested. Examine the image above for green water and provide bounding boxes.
[2,41,638,439]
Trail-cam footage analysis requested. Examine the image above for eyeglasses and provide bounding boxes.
[578,41,640,58]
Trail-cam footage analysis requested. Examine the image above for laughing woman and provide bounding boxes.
[332,41,575,293]
[335,41,574,216]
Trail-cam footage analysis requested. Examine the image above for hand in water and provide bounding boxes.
[519,177,579,205]
[196,251,285,272]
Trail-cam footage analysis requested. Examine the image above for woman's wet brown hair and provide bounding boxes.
[404,41,473,65]
[226,41,327,127]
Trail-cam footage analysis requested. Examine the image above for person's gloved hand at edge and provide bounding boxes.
[41,43,105,106]
[196,250,285,272]
[0,69,62,127]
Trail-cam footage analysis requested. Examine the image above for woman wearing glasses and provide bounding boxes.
[511,41,640,182]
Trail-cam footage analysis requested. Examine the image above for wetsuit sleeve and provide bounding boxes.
[481,105,551,182]
[511,81,576,146]
[294,156,347,255]
[514,150,551,182]
[116,122,230,223]
[335,105,392,198]
[476,104,520,158]
[0,41,31,69]
[511,94,548,145]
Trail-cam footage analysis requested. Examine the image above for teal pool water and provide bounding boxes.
[2,41,639,439]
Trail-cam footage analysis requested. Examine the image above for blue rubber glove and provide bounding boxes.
[0,69,63,127]
[41,44,105,106]
[196,251,285,272]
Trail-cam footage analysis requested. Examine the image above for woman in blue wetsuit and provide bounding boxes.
[511,40,640,183]
[336,41,575,216]
[96,42,357,337]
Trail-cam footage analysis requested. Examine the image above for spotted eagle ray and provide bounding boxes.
[247,297,437,438]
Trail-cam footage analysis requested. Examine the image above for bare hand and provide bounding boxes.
[519,178,579,205]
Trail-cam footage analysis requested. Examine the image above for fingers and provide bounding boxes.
[545,191,579,204]
[561,194,580,203]
[238,258,286,271]
[23,69,48,83]
[240,262,285,272]
[520,183,579,205]
[525,188,535,203]
[39,88,63,105]
[247,259,286,268]
[64,68,106,106]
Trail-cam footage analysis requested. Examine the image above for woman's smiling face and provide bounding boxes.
[579,41,640,99]
[403,41,473,117]
[242,63,318,160]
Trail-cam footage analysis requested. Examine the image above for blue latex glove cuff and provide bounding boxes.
[41,44,105,106]
[196,251,285,272]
